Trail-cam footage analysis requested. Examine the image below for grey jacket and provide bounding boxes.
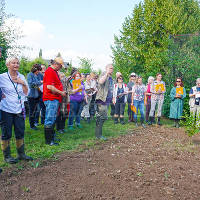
[96,72,113,102]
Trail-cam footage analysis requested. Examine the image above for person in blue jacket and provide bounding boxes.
[27,64,43,130]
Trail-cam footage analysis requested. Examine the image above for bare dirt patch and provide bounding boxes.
[1,126,200,200]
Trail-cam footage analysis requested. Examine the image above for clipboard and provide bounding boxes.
[131,105,137,113]
[176,87,183,95]
[155,84,165,92]
[72,79,82,92]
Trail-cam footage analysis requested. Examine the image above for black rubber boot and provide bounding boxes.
[141,120,146,128]
[0,168,2,174]
[176,119,180,128]
[157,117,162,126]
[44,127,51,144]
[114,117,119,124]
[128,115,131,123]
[3,146,18,164]
[148,117,153,125]
[95,118,104,139]
[152,116,156,124]
[86,117,91,124]
[16,140,33,161]
[44,127,59,146]
[120,117,125,125]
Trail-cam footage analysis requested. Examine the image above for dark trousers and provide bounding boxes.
[1,110,25,140]
[127,99,134,121]
[115,102,125,116]
[89,94,96,117]
[110,103,115,117]
[28,97,39,128]
[145,98,151,122]
[35,97,46,124]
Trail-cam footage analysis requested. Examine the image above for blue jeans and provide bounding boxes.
[44,100,59,126]
[68,101,83,126]
[35,98,46,124]
[134,100,144,122]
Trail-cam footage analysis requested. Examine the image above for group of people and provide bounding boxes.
[0,54,200,175]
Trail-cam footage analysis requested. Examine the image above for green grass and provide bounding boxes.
[0,110,175,169]
[0,115,137,168]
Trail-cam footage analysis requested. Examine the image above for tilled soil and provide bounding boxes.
[1,126,200,200]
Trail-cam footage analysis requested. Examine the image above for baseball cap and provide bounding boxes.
[130,72,136,77]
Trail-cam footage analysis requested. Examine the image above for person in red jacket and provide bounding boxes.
[43,57,66,146]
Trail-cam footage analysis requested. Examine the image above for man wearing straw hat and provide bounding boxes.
[43,57,66,146]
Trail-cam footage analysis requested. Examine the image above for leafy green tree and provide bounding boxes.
[0,0,9,73]
[111,0,200,80]
[19,57,48,76]
[163,34,200,116]
[78,57,93,74]
[0,0,24,73]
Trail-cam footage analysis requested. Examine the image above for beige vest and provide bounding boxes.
[96,72,112,102]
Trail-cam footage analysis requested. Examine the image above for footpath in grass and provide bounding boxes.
[0,116,140,168]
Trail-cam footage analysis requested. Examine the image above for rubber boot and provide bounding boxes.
[128,115,131,123]
[134,119,138,127]
[56,120,61,132]
[114,117,119,124]
[95,118,106,140]
[176,119,180,128]
[1,140,18,164]
[120,117,125,125]
[86,117,90,124]
[148,117,153,125]
[16,139,33,161]
[157,117,162,126]
[0,168,2,174]
[141,119,146,128]
[95,118,102,138]
[131,113,134,122]
[44,126,59,146]
[44,126,51,144]
[53,123,61,142]
[152,116,156,124]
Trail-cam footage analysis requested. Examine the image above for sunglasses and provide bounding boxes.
[130,75,136,77]
[176,81,181,82]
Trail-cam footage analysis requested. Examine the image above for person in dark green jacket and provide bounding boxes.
[169,78,186,127]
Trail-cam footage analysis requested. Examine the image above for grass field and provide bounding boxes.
[0,110,174,169]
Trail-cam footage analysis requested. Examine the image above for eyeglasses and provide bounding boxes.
[176,81,181,82]
[130,75,136,77]
[118,78,123,80]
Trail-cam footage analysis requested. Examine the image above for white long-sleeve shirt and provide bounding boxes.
[0,72,28,114]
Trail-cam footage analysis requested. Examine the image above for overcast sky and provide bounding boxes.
[5,0,141,70]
